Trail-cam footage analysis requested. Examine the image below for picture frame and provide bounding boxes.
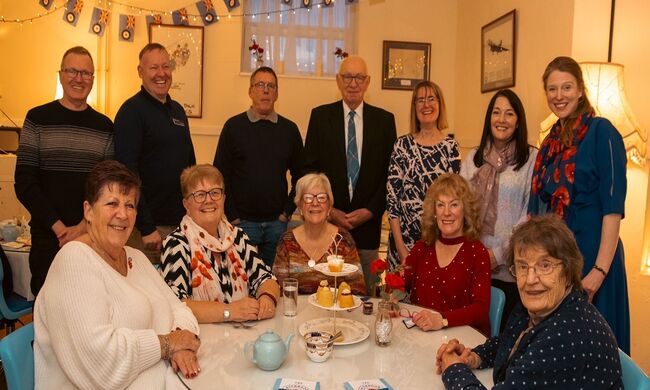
[381,41,431,90]
[149,24,204,118]
[481,9,516,93]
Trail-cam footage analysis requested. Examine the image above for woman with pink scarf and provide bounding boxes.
[161,164,279,323]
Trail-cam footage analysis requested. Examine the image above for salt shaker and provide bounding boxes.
[374,301,393,346]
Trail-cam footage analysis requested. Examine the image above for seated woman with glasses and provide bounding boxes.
[273,173,366,294]
[404,173,491,336]
[161,164,280,323]
[436,214,622,388]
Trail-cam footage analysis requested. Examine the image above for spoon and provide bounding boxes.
[330,330,343,342]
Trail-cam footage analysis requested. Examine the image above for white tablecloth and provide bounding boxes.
[3,246,34,301]
[186,296,493,389]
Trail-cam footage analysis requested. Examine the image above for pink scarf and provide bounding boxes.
[470,142,515,236]
[181,215,248,302]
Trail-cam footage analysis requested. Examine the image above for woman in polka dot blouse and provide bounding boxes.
[436,214,622,389]
[403,173,491,337]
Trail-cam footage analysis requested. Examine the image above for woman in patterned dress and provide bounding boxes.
[273,173,366,294]
[386,81,460,269]
[161,164,280,323]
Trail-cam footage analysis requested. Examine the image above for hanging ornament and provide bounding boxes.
[196,0,217,25]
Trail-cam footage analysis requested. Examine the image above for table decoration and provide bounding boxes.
[344,378,394,390]
[374,300,393,346]
[273,378,320,390]
[370,259,406,315]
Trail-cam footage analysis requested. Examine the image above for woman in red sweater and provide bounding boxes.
[404,173,491,336]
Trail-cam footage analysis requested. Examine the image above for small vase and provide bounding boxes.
[255,59,264,69]
[375,301,393,346]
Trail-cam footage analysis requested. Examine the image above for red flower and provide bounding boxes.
[385,273,405,292]
[370,259,387,275]
[258,47,264,54]
[334,48,342,56]
[564,163,575,183]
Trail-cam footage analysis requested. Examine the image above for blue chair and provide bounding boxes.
[0,322,34,390]
[0,255,33,333]
[489,286,505,337]
[619,349,650,389]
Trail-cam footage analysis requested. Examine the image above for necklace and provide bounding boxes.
[89,237,129,275]
[438,235,466,245]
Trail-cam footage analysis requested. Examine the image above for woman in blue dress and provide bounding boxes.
[386,81,460,270]
[529,56,629,353]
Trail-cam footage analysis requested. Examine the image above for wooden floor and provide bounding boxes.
[0,313,33,390]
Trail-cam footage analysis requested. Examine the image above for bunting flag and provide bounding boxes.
[63,0,83,26]
[223,0,240,12]
[323,0,333,6]
[146,14,163,27]
[119,14,135,42]
[89,7,109,36]
[301,0,311,8]
[172,8,189,25]
[39,0,54,10]
[196,0,217,25]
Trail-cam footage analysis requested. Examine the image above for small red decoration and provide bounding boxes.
[249,39,265,64]
[334,47,349,59]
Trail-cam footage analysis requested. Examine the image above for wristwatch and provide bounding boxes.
[441,317,448,328]
[223,307,231,322]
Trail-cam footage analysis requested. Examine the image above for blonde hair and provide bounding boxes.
[179,164,224,197]
[420,173,481,245]
[409,80,448,134]
[294,173,334,206]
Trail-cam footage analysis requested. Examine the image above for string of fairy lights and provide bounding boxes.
[0,0,351,26]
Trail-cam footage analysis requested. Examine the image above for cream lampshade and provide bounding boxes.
[538,62,647,166]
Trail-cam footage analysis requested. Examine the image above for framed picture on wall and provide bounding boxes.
[481,9,516,93]
[149,24,204,118]
[382,41,431,90]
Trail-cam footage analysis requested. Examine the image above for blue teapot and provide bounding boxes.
[244,330,294,371]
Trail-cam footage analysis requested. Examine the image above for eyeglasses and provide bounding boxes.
[302,193,329,204]
[415,96,438,105]
[187,188,224,203]
[339,74,368,85]
[509,260,563,278]
[252,81,277,91]
[61,68,94,81]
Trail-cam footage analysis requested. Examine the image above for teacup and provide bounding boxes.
[327,255,344,272]
[303,331,334,363]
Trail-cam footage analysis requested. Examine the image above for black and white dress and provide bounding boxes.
[386,134,460,269]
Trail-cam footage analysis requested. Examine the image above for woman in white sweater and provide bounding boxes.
[34,160,201,389]
[460,89,537,331]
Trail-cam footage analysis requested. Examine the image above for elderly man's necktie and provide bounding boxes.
[347,110,360,197]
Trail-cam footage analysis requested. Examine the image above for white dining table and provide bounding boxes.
[2,244,34,301]
[186,295,493,389]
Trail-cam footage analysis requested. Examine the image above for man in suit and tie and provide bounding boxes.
[303,56,397,292]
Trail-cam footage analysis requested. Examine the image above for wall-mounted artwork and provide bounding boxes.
[481,10,516,93]
[382,41,430,90]
[149,24,204,118]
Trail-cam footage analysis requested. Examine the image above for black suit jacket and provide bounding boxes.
[303,100,397,249]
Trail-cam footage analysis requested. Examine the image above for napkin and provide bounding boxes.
[273,378,320,390]
[343,378,394,390]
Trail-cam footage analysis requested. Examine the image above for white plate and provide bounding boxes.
[299,317,370,346]
[313,262,358,277]
[308,288,362,311]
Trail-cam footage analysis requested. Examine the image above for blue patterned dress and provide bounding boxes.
[386,134,460,269]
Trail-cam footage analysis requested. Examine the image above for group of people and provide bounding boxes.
[14,41,629,388]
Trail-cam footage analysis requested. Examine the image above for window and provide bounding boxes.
[242,1,356,77]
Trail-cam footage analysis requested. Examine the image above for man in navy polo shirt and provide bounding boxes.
[114,43,196,263]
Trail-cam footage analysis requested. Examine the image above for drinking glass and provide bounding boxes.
[283,278,298,316]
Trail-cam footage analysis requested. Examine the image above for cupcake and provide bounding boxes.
[338,288,354,308]
[316,280,334,307]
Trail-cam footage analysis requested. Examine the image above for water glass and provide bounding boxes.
[283,278,298,316]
